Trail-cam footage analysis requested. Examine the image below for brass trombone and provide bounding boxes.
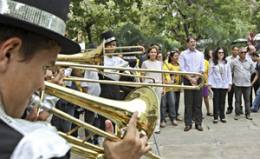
[56,61,205,90]
[36,81,160,159]
[57,42,145,64]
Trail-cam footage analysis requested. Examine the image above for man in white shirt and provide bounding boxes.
[231,47,255,120]
[179,36,204,132]
[226,46,239,114]
[81,69,101,144]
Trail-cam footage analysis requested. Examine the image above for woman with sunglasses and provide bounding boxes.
[208,47,232,123]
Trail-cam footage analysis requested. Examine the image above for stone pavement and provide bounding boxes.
[150,93,260,159]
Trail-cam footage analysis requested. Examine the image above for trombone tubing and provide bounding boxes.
[64,77,201,90]
[68,67,156,83]
[104,45,145,56]
[56,61,205,89]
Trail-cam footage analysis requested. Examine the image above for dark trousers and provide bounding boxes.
[71,108,82,137]
[250,83,259,107]
[175,91,181,115]
[212,88,228,120]
[99,75,121,131]
[183,79,203,126]
[227,84,235,111]
[51,99,75,133]
[84,109,100,144]
[234,86,251,115]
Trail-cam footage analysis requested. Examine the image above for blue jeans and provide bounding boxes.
[252,87,260,112]
[161,91,176,121]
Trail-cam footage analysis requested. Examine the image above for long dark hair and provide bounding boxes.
[212,47,227,65]
[204,47,212,61]
[168,51,179,63]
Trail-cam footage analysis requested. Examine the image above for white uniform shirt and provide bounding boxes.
[141,60,163,83]
[0,103,70,159]
[63,68,72,87]
[81,70,101,96]
[104,56,128,81]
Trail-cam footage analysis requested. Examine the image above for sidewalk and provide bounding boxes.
[153,93,260,159]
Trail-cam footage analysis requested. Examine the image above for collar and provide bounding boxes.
[187,48,198,53]
[0,101,70,159]
[239,58,247,62]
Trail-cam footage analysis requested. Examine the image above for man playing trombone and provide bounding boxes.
[0,0,150,158]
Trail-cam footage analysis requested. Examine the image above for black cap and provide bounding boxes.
[101,30,116,44]
[0,0,80,54]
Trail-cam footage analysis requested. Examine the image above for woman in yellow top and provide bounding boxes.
[169,51,182,121]
[160,51,180,127]
[203,48,213,116]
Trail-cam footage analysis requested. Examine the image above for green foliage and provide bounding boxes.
[66,0,258,50]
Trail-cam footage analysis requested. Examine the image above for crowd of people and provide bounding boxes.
[51,31,260,139]
[152,38,260,132]
[1,1,260,159]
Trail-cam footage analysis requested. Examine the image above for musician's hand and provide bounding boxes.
[190,78,197,86]
[25,107,50,121]
[103,112,150,159]
[228,85,232,92]
[49,68,64,86]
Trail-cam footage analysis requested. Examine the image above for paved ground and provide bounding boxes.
[72,92,260,159]
[150,92,260,159]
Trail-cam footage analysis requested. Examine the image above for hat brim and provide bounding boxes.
[105,37,116,44]
[0,14,80,54]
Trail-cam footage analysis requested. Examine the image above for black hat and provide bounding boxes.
[101,30,116,44]
[0,0,80,54]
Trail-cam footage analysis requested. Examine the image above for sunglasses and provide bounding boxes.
[240,52,247,54]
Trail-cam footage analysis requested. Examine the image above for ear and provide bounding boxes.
[0,37,22,72]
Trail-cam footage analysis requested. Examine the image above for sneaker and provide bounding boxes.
[213,119,218,124]
[154,130,160,134]
[160,121,166,128]
[184,125,192,132]
[176,116,183,121]
[246,114,253,120]
[171,120,178,126]
[220,118,227,123]
[207,113,213,116]
[226,109,232,114]
[234,114,240,120]
[195,125,203,131]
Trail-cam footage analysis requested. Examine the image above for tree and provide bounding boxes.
[67,0,257,50]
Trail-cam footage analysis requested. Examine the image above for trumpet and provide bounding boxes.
[36,81,160,159]
[56,61,205,90]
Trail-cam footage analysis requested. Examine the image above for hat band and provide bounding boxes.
[0,0,66,35]
[105,37,116,44]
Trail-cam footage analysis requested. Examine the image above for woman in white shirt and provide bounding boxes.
[141,46,163,133]
[208,47,232,124]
